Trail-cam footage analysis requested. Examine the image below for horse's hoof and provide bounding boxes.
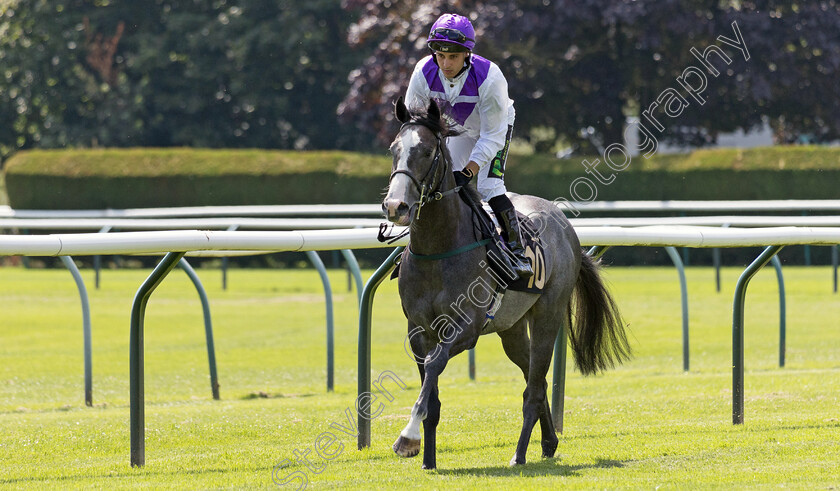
[542,438,558,458]
[421,462,436,470]
[509,455,526,466]
[393,436,421,458]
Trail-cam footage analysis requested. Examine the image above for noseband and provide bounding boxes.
[388,121,459,219]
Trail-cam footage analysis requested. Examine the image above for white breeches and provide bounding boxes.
[445,135,507,201]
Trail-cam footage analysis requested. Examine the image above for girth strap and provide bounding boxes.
[409,238,492,261]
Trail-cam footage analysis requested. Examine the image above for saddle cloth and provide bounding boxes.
[478,203,546,294]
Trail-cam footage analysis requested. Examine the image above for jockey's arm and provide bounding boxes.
[463,161,480,176]
[405,60,430,111]
[468,67,510,174]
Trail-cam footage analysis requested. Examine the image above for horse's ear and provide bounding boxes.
[427,99,441,122]
[394,96,409,124]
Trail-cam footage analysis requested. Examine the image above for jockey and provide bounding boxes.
[405,13,533,280]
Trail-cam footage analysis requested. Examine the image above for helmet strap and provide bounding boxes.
[458,52,472,75]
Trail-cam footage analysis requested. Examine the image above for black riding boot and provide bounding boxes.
[491,199,534,281]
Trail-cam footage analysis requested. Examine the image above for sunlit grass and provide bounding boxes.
[1,265,838,488]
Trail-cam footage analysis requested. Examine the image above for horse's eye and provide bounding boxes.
[425,149,433,157]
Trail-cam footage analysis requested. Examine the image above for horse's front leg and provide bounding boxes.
[394,346,448,469]
[420,383,441,469]
[394,332,447,468]
[393,328,429,460]
[394,320,477,469]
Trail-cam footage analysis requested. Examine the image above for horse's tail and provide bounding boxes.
[567,253,632,376]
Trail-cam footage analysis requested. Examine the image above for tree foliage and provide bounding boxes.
[121,0,363,149]
[339,0,840,151]
[0,0,363,162]
[1,1,839,162]
[0,0,138,158]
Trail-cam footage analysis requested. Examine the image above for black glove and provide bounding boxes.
[453,170,473,187]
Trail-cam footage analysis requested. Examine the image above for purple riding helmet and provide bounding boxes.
[427,13,475,53]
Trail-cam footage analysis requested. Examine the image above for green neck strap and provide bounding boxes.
[408,238,492,261]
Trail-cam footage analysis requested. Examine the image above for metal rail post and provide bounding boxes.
[679,212,689,266]
[93,225,112,289]
[340,249,364,305]
[802,211,811,266]
[177,258,220,399]
[770,256,786,368]
[358,246,403,449]
[713,224,731,293]
[305,251,335,392]
[60,256,93,407]
[221,224,239,290]
[732,245,783,425]
[664,246,690,371]
[587,246,611,259]
[130,251,186,467]
[551,245,612,430]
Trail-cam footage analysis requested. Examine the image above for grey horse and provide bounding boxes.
[382,97,631,469]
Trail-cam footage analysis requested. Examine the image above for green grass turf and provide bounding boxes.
[1,264,839,488]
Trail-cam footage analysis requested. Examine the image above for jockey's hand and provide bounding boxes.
[455,161,480,187]
[454,170,472,187]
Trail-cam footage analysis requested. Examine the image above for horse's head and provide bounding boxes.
[382,97,448,226]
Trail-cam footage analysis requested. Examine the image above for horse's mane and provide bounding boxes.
[404,105,459,139]
[403,105,481,202]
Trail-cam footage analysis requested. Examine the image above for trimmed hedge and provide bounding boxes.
[4,148,393,209]
[507,169,840,201]
[506,145,840,201]
[0,171,7,206]
[4,146,840,209]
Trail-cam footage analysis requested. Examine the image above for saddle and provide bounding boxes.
[389,189,545,295]
[471,197,545,294]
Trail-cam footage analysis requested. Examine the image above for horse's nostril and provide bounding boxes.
[383,198,408,219]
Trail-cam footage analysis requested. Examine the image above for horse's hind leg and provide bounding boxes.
[532,303,567,460]
[498,318,544,465]
[537,381,558,458]
[498,318,530,379]
[497,318,533,461]
[534,304,568,459]
[507,309,562,466]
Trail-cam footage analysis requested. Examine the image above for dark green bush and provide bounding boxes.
[4,146,840,209]
[4,148,392,209]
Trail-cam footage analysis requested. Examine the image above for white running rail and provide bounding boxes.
[2,226,840,256]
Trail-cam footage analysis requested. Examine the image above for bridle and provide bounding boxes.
[382,119,491,259]
[388,121,461,220]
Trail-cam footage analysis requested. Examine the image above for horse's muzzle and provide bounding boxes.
[383,198,411,226]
